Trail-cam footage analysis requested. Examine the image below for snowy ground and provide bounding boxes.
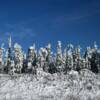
[0,69,100,100]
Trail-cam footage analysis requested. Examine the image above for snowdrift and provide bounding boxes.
[0,69,100,100]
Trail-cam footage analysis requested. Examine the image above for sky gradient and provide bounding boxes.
[0,0,100,52]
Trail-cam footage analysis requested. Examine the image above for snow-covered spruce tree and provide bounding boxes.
[3,35,13,74]
[26,44,37,74]
[3,49,8,72]
[73,45,82,71]
[0,48,3,72]
[63,48,67,73]
[38,47,48,71]
[13,43,24,74]
[84,46,92,70]
[64,44,74,73]
[45,43,52,72]
[89,42,99,73]
[32,45,38,74]
[96,50,100,73]
[93,43,100,73]
[0,43,5,66]
[45,43,57,74]
[0,44,5,73]
[83,42,100,73]
[46,43,51,63]
[56,41,64,73]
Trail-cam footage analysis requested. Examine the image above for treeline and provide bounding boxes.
[0,36,100,75]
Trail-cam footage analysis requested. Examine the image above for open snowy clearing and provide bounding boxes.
[0,69,100,100]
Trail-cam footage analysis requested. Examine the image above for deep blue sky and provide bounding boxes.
[0,0,100,52]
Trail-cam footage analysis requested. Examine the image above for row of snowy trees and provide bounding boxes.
[0,37,100,75]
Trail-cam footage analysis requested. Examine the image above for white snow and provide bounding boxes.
[0,69,100,100]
